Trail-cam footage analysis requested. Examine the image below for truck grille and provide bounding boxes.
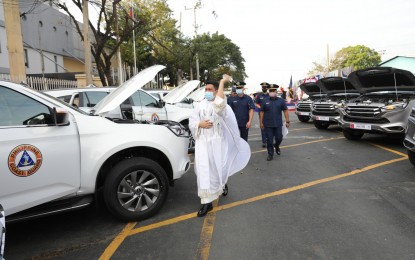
[296,103,311,112]
[343,116,390,124]
[313,104,339,116]
[345,106,381,118]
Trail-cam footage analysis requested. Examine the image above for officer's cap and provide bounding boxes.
[235,81,246,86]
[269,88,277,92]
[236,85,244,89]
[272,84,280,89]
[260,82,270,88]
[231,86,236,92]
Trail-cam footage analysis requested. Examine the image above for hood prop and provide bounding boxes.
[393,72,398,102]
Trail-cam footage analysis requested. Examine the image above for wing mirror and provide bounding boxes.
[53,107,70,126]
[158,99,165,108]
[0,204,5,259]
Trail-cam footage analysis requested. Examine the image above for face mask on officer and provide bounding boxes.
[236,89,243,95]
[269,92,277,98]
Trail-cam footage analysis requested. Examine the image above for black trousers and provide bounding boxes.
[239,127,249,141]
[265,127,283,156]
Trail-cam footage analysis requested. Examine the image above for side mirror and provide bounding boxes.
[158,100,165,108]
[53,107,70,126]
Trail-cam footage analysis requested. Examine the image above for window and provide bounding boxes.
[54,56,58,72]
[80,91,109,107]
[139,91,159,107]
[0,86,53,127]
[24,49,29,68]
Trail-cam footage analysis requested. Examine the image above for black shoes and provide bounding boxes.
[222,184,228,196]
[262,143,266,148]
[275,146,281,155]
[267,155,273,161]
[197,203,213,217]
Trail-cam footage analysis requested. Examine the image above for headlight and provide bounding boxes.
[381,102,407,111]
[411,107,415,117]
[166,124,189,137]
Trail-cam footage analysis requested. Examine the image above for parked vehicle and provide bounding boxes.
[295,82,326,122]
[311,77,361,129]
[0,65,190,222]
[403,105,415,165]
[340,67,415,140]
[45,80,200,153]
[147,89,170,101]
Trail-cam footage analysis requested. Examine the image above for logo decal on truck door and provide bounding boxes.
[8,145,43,177]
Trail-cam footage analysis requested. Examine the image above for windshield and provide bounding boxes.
[41,92,90,115]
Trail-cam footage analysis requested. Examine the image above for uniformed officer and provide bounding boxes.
[259,86,290,161]
[228,81,255,141]
[227,86,237,106]
[254,82,270,147]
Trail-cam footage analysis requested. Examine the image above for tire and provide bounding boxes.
[298,115,310,122]
[314,120,330,130]
[408,150,415,166]
[343,129,364,140]
[103,157,169,221]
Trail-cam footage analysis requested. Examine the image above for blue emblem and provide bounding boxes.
[17,150,35,167]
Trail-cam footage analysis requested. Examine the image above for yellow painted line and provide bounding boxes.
[251,136,344,154]
[249,127,315,137]
[369,143,408,157]
[124,155,406,238]
[99,222,137,260]
[195,200,219,260]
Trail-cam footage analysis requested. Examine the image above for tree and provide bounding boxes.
[193,32,247,83]
[308,45,381,76]
[52,0,141,86]
[330,45,381,71]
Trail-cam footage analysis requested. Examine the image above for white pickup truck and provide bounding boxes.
[0,65,190,222]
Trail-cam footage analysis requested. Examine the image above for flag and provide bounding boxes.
[288,75,292,89]
[130,5,133,18]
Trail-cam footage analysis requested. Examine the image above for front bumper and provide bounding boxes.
[341,120,407,135]
[404,115,415,152]
[311,114,340,124]
[295,111,311,116]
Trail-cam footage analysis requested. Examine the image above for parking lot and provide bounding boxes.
[4,111,415,259]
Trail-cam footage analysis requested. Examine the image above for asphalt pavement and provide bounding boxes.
[4,111,415,260]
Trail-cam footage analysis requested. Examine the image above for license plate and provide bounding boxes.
[350,123,371,130]
[298,112,309,116]
[316,116,329,121]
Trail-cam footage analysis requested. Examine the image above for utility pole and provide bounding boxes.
[185,0,201,81]
[83,0,92,85]
[4,0,26,83]
[114,1,123,84]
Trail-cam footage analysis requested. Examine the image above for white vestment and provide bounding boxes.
[189,96,251,204]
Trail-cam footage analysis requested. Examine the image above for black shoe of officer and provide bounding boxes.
[197,203,213,217]
[267,155,273,161]
[275,146,281,155]
[222,184,228,196]
[262,143,266,148]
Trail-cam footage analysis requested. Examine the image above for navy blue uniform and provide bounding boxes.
[254,92,269,145]
[261,96,288,156]
[229,94,255,141]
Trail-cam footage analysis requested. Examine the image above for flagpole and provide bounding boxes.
[131,1,137,75]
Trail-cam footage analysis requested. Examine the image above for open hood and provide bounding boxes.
[317,77,360,95]
[163,80,200,104]
[299,82,322,95]
[188,86,206,102]
[348,67,415,93]
[94,65,165,115]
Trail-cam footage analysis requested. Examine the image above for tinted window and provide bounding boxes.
[57,95,72,103]
[0,86,54,126]
[139,91,158,107]
[81,91,108,107]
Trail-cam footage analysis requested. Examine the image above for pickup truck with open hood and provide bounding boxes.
[340,67,415,140]
[295,82,326,122]
[311,77,361,129]
[0,65,190,222]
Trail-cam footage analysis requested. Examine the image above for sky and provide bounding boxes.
[166,0,415,91]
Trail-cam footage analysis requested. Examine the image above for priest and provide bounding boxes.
[189,75,251,217]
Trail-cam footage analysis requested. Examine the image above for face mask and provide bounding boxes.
[236,89,243,95]
[205,91,215,101]
[262,88,267,93]
[269,92,277,97]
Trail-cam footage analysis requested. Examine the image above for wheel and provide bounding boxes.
[314,120,330,130]
[103,157,169,221]
[298,115,310,122]
[343,129,364,140]
[408,150,415,166]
